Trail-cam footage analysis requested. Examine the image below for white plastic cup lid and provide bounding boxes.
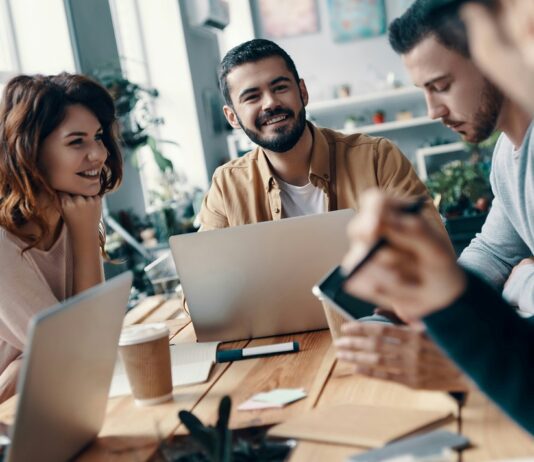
[119,323,169,346]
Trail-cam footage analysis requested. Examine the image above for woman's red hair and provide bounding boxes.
[0,72,123,251]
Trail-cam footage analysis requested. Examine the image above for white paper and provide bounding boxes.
[109,342,219,398]
[237,388,308,411]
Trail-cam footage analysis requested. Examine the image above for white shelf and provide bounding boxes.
[307,86,423,114]
[338,116,441,135]
[416,142,465,157]
[416,142,468,180]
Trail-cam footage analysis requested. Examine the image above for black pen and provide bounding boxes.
[216,341,300,363]
[342,196,427,281]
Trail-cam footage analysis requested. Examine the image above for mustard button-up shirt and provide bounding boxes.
[199,124,447,242]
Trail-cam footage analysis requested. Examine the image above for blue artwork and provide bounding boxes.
[327,0,387,43]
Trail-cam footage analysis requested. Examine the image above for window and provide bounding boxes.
[8,0,74,74]
[0,0,19,94]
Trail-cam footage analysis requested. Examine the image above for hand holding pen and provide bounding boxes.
[341,190,466,320]
[328,195,427,303]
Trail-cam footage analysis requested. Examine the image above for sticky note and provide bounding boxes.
[252,388,307,405]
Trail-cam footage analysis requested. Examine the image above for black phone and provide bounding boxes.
[312,265,376,321]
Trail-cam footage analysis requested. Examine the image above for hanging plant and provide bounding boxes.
[92,70,175,172]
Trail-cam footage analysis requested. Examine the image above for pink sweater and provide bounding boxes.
[0,226,73,402]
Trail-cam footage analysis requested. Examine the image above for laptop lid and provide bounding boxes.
[170,210,353,342]
[6,272,132,462]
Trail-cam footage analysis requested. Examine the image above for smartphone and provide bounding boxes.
[312,265,376,321]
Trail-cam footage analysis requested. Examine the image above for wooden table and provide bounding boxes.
[1,296,532,461]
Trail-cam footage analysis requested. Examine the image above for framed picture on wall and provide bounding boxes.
[327,0,387,43]
[254,0,319,39]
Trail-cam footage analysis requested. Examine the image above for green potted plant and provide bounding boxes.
[93,70,175,172]
[94,70,199,241]
[154,396,294,461]
[426,156,493,255]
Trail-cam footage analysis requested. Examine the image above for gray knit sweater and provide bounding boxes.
[459,123,534,313]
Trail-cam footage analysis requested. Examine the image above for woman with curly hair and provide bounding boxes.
[0,73,123,401]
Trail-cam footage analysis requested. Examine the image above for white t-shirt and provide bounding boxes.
[276,177,327,218]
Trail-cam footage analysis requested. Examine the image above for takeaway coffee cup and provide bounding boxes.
[118,323,173,406]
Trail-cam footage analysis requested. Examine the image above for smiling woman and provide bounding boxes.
[0,73,123,402]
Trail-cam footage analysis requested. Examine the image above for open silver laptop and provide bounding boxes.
[4,272,132,462]
[170,210,353,342]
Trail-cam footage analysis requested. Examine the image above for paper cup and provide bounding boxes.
[320,300,350,341]
[118,323,173,406]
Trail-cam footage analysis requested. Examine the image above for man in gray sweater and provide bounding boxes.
[334,0,533,392]
[389,1,533,313]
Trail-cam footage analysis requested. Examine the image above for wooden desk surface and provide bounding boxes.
[1,296,532,461]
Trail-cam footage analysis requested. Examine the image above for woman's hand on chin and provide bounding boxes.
[59,193,102,240]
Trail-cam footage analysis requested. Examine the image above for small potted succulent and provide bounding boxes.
[154,396,294,461]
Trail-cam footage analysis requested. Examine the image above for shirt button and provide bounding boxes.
[274,208,280,214]
[324,173,329,179]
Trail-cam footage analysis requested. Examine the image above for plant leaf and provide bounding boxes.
[147,136,174,172]
[216,396,232,462]
[179,410,218,457]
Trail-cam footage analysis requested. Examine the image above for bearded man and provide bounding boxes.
[199,39,445,241]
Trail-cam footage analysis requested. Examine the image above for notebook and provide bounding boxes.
[268,404,452,448]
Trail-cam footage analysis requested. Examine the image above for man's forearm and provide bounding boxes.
[423,271,534,435]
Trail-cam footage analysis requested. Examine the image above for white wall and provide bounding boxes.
[219,0,255,55]
[222,0,414,102]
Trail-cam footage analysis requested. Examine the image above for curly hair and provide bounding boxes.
[0,72,123,252]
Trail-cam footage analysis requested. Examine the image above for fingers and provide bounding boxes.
[502,0,534,61]
[335,324,468,390]
[336,323,452,362]
[341,190,465,319]
[382,213,451,263]
[340,321,413,342]
[346,190,419,244]
[347,194,450,269]
[343,190,421,268]
[342,250,421,311]
[60,195,102,227]
[61,195,102,212]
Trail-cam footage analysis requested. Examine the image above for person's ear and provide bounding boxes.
[223,105,242,129]
[299,79,309,106]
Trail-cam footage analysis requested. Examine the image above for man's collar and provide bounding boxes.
[257,122,331,191]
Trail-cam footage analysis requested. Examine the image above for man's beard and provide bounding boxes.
[237,105,307,153]
[445,79,503,143]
